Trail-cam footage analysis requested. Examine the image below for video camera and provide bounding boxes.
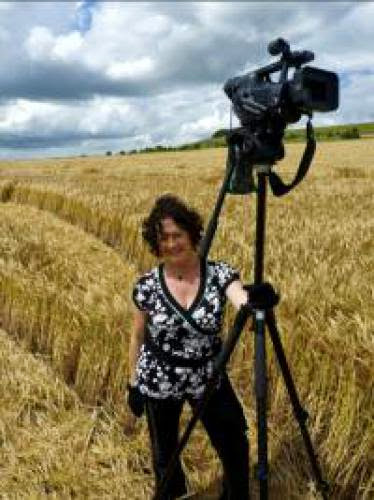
[224,37,339,127]
[222,38,339,195]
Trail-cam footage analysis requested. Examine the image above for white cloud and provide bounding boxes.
[0,2,372,158]
[178,105,226,143]
[106,57,155,80]
[52,31,84,61]
[25,27,84,62]
[25,26,55,60]
[0,97,135,142]
[301,3,374,71]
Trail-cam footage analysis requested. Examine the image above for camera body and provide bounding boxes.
[224,38,339,128]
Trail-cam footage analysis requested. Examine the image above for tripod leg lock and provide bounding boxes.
[245,282,280,310]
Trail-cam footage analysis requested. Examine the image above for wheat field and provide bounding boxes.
[0,140,373,499]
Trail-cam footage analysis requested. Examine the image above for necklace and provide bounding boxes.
[165,257,199,282]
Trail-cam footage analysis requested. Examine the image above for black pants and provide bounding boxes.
[145,373,250,500]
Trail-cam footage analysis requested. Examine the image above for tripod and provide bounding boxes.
[154,135,329,500]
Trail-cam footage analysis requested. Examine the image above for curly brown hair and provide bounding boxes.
[142,194,204,256]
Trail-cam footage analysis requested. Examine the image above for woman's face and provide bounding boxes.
[158,217,195,264]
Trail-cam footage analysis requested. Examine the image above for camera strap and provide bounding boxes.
[269,117,316,196]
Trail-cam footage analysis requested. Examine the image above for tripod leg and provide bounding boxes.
[254,309,269,500]
[266,309,329,499]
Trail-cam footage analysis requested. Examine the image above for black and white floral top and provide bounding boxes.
[132,260,239,399]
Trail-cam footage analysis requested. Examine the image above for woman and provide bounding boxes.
[127,194,250,500]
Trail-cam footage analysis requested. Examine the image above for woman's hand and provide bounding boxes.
[127,384,145,417]
[226,279,254,329]
[225,279,249,311]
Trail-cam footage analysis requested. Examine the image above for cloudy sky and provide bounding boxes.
[0,1,373,159]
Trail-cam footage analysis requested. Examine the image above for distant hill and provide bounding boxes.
[203,122,374,147]
[284,121,374,142]
[118,122,374,156]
